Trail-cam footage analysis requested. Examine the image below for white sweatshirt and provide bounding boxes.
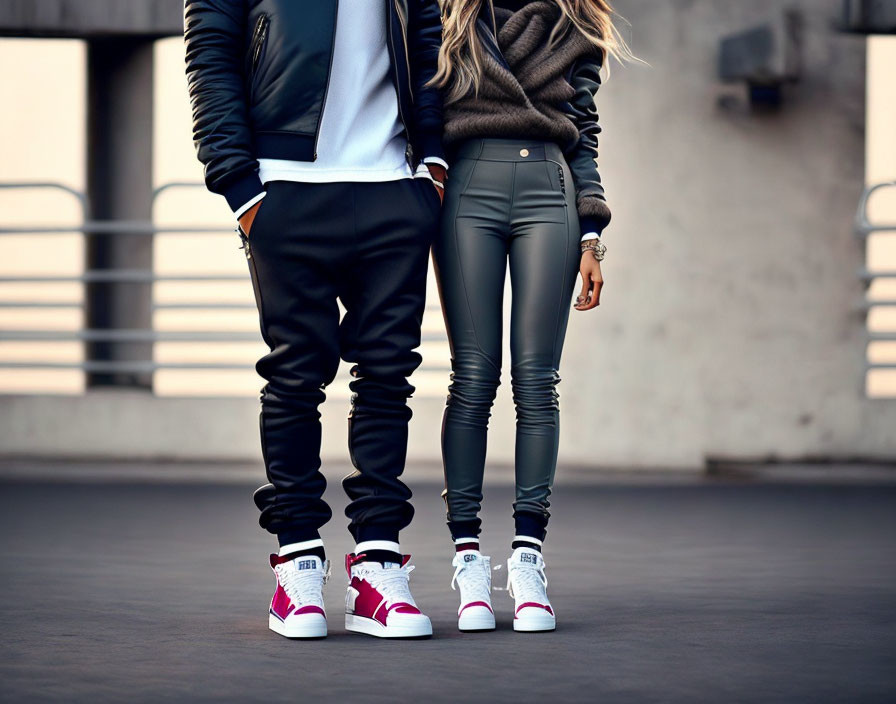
[236,0,445,217]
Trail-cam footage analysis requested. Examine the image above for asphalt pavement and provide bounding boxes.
[1,469,895,702]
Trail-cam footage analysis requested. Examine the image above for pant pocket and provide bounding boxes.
[240,232,274,350]
[545,160,567,195]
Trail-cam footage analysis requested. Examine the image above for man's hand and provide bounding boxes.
[238,198,264,237]
[575,252,603,311]
[426,163,447,204]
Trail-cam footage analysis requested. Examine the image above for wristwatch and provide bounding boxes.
[581,237,607,261]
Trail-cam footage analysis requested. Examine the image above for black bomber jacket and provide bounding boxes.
[184,0,445,212]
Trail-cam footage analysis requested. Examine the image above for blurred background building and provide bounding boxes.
[0,0,894,470]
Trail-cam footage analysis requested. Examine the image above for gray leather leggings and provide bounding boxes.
[432,138,582,542]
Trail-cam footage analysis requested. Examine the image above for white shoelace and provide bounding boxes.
[354,563,417,606]
[277,561,330,608]
[451,556,492,604]
[507,560,548,602]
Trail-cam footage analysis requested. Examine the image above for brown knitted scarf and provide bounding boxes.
[443,2,599,153]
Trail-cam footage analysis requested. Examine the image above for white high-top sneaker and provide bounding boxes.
[268,553,330,639]
[451,550,495,631]
[344,553,433,639]
[506,547,555,632]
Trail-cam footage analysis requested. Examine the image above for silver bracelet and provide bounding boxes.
[581,238,607,261]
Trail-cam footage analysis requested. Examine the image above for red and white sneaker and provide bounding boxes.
[507,547,555,632]
[451,550,495,632]
[344,553,432,639]
[268,553,329,639]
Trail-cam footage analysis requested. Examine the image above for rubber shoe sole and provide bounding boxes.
[268,612,327,639]
[345,613,433,639]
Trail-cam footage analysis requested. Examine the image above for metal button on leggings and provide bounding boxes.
[432,138,583,542]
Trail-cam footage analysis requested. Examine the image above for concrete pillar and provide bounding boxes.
[85,38,154,389]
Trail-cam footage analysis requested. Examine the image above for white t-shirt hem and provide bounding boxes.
[258,159,414,185]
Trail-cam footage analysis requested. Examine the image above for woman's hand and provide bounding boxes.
[575,251,603,311]
[426,163,447,204]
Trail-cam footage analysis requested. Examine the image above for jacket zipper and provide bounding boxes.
[238,228,251,260]
[312,2,339,160]
[388,0,414,167]
[393,0,414,102]
[249,14,269,74]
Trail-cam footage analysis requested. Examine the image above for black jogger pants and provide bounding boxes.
[432,139,583,543]
[243,178,441,547]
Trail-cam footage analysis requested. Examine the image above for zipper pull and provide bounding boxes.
[237,228,252,260]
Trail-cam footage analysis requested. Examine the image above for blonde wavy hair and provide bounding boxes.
[431,0,633,103]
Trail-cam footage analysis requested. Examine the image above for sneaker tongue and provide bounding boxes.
[512,547,541,566]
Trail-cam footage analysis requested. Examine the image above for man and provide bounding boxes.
[184,0,446,639]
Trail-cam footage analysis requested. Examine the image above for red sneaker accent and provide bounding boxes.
[515,602,554,617]
[293,605,325,617]
[351,574,388,624]
[455,542,480,553]
[345,552,370,576]
[459,600,494,616]
[270,583,293,620]
[271,552,297,568]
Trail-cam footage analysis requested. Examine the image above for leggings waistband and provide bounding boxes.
[450,138,566,163]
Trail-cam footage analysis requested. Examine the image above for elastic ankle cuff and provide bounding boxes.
[278,538,324,555]
[355,540,401,555]
[512,535,543,547]
[353,525,400,545]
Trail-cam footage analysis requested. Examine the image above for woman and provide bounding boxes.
[431,0,628,632]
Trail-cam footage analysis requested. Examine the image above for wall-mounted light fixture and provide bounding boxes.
[718,10,803,109]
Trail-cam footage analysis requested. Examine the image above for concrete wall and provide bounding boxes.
[2,0,894,468]
[556,0,893,467]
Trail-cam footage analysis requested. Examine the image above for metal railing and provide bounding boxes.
[0,181,449,381]
[855,181,896,380]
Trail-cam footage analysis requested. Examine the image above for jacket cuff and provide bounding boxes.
[576,196,612,235]
[234,191,266,219]
[222,169,265,214]
[417,130,446,164]
[579,216,604,239]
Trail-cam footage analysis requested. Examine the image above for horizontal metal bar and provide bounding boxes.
[859,269,896,281]
[0,222,236,235]
[867,363,896,370]
[0,300,82,308]
[0,329,261,342]
[855,181,896,238]
[0,361,255,372]
[153,302,257,310]
[869,333,896,342]
[152,302,446,312]
[0,181,87,205]
[863,300,896,309]
[0,271,247,283]
[0,360,453,373]
[0,329,447,343]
